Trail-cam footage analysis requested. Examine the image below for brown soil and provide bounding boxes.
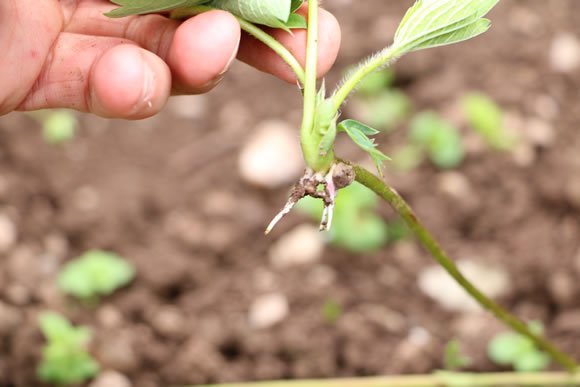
[1,1,580,386]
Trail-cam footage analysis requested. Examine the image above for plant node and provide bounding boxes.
[265,161,354,234]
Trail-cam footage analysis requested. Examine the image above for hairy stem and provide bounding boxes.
[349,163,578,372]
[331,46,403,112]
[299,0,320,152]
[199,372,580,387]
[171,6,306,85]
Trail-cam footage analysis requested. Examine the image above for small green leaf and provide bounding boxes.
[38,312,99,385]
[410,112,464,169]
[514,351,551,372]
[338,119,391,175]
[58,250,135,300]
[488,332,531,365]
[291,0,304,13]
[394,0,499,53]
[284,13,307,29]
[463,92,515,150]
[42,110,77,145]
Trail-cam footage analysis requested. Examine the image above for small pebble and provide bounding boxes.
[418,260,510,312]
[89,370,132,387]
[0,213,16,253]
[550,33,580,73]
[249,293,289,329]
[238,120,304,189]
[269,224,325,268]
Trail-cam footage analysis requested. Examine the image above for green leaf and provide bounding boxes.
[291,0,304,13]
[444,339,472,370]
[338,119,391,175]
[58,250,135,299]
[38,312,100,385]
[284,13,307,29]
[410,112,464,169]
[42,110,77,145]
[394,0,499,53]
[488,332,531,365]
[209,0,293,28]
[514,351,551,372]
[463,93,515,150]
[106,0,206,17]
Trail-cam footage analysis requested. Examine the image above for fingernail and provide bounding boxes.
[139,61,156,110]
[219,38,240,76]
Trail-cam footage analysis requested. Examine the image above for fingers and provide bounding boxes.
[237,7,341,83]
[167,11,240,94]
[65,3,241,94]
[18,33,171,119]
[0,0,61,115]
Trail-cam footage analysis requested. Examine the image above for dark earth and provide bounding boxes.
[1,1,580,386]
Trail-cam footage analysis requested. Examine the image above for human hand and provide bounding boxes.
[0,1,340,119]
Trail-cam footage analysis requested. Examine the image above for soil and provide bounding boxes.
[1,1,580,386]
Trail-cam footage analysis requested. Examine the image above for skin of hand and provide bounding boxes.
[0,0,341,119]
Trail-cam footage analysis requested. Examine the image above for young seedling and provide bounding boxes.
[38,312,100,386]
[488,321,551,372]
[444,339,472,371]
[351,69,412,131]
[409,111,465,169]
[107,0,579,373]
[321,299,343,324]
[27,109,78,145]
[462,92,516,150]
[58,250,135,301]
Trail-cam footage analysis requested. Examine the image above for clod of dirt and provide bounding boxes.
[238,120,303,188]
[148,305,186,339]
[95,332,139,374]
[0,301,22,336]
[0,213,16,253]
[248,293,289,329]
[269,224,325,268]
[550,33,580,73]
[88,370,132,387]
[418,260,511,312]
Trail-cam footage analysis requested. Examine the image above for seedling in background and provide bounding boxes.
[444,339,472,371]
[321,299,343,324]
[463,92,515,150]
[38,312,99,385]
[488,321,551,372]
[297,182,408,252]
[58,250,135,301]
[27,109,78,145]
[351,69,412,131]
[409,111,465,169]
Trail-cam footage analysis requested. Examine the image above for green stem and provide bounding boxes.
[299,0,320,157]
[171,6,306,85]
[198,371,580,387]
[331,46,403,112]
[349,163,578,373]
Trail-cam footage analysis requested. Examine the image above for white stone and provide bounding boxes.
[249,293,289,329]
[418,260,510,312]
[89,371,132,387]
[238,120,303,188]
[525,117,555,147]
[550,33,580,73]
[0,213,16,252]
[437,172,471,199]
[269,224,325,268]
